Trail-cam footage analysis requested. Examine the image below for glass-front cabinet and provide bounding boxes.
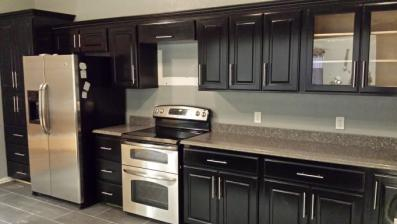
[360,5,397,94]
[304,7,361,92]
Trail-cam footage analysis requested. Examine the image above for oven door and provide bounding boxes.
[122,166,179,224]
[121,142,178,174]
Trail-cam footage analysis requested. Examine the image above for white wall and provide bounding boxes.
[0,0,34,13]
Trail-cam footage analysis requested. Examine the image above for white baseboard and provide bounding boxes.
[0,177,13,184]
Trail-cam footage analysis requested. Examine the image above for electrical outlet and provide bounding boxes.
[254,112,261,123]
[335,117,345,130]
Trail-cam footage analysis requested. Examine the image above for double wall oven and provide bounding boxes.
[121,105,211,224]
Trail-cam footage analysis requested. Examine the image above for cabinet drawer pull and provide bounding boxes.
[13,96,16,113]
[373,181,378,210]
[16,171,27,176]
[15,72,18,89]
[101,191,113,196]
[218,176,222,200]
[14,153,25,157]
[155,35,174,39]
[16,96,19,113]
[311,194,315,220]
[99,146,112,151]
[11,71,15,88]
[100,169,113,174]
[296,172,324,179]
[78,34,81,48]
[12,134,24,138]
[131,64,135,85]
[211,176,215,199]
[263,63,267,86]
[229,64,233,87]
[73,34,76,48]
[352,61,357,88]
[206,159,227,165]
[302,192,306,218]
[361,61,366,88]
[198,64,202,85]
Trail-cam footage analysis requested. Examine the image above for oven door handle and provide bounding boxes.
[123,142,177,151]
[123,168,177,182]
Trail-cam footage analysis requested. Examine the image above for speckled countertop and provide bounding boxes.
[181,132,397,171]
[92,124,151,137]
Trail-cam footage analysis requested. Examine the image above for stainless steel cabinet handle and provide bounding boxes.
[302,192,306,218]
[361,61,366,88]
[99,146,112,151]
[13,96,16,113]
[229,64,233,87]
[100,169,113,174]
[263,62,267,86]
[14,72,18,89]
[218,176,222,200]
[123,169,176,182]
[206,159,227,165]
[12,134,24,138]
[101,192,113,196]
[78,34,81,48]
[131,64,135,85]
[296,172,324,179]
[373,181,378,210]
[211,176,215,199]
[155,35,173,39]
[16,96,19,113]
[311,194,315,220]
[14,153,25,157]
[73,34,76,48]
[352,61,357,88]
[198,64,202,85]
[11,71,15,88]
[16,171,27,176]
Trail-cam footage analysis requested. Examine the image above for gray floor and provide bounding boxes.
[0,181,162,224]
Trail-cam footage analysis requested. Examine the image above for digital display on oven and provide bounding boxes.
[169,108,187,115]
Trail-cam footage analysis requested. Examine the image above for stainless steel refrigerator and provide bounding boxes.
[23,55,125,206]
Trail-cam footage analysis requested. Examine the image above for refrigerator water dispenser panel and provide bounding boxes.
[27,90,39,124]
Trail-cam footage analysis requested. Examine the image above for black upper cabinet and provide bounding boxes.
[197,17,229,90]
[229,14,262,90]
[263,11,301,91]
[53,27,108,53]
[138,20,195,43]
[0,20,14,91]
[359,5,397,94]
[303,7,362,92]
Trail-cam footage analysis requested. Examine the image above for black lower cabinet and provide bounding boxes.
[260,179,308,224]
[184,167,217,224]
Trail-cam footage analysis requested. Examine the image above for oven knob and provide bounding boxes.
[196,111,200,116]
[154,109,159,114]
[202,111,207,117]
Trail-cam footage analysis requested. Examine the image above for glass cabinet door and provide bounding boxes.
[361,6,397,93]
[305,8,361,92]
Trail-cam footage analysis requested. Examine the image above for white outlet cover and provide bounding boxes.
[254,112,261,123]
[336,117,345,130]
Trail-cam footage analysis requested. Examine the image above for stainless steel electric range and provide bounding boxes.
[121,105,211,224]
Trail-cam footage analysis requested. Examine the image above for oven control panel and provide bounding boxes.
[153,105,210,121]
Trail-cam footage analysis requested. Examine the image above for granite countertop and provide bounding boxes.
[181,132,397,171]
[92,124,152,137]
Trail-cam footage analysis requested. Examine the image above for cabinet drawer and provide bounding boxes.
[6,144,29,164]
[79,27,108,52]
[95,135,121,162]
[138,21,195,43]
[264,159,365,192]
[96,159,121,184]
[7,161,30,181]
[184,147,259,175]
[96,181,122,206]
[5,126,27,146]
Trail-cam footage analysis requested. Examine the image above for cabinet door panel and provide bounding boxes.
[312,188,363,224]
[229,14,262,90]
[0,21,15,90]
[79,27,108,52]
[2,93,16,126]
[53,29,75,54]
[197,17,229,90]
[371,175,397,224]
[184,167,218,224]
[109,26,137,88]
[261,179,308,224]
[220,172,258,224]
[263,11,301,91]
[14,92,26,127]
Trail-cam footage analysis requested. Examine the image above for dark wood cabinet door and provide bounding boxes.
[2,92,17,127]
[359,5,397,94]
[109,26,138,88]
[197,17,229,90]
[229,14,262,90]
[184,167,218,224]
[79,27,108,53]
[303,7,362,93]
[53,29,75,54]
[0,20,15,91]
[260,179,309,224]
[263,11,301,91]
[219,172,258,224]
[14,92,26,127]
[370,174,397,224]
[311,188,363,224]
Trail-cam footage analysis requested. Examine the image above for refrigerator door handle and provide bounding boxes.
[41,83,50,134]
[38,83,45,132]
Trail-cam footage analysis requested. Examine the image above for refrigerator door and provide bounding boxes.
[44,55,83,203]
[23,56,51,195]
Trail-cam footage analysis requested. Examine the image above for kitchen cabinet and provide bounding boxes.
[184,147,259,224]
[138,20,195,43]
[262,11,301,91]
[109,25,158,88]
[302,7,362,92]
[360,5,397,94]
[197,17,229,90]
[0,10,74,181]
